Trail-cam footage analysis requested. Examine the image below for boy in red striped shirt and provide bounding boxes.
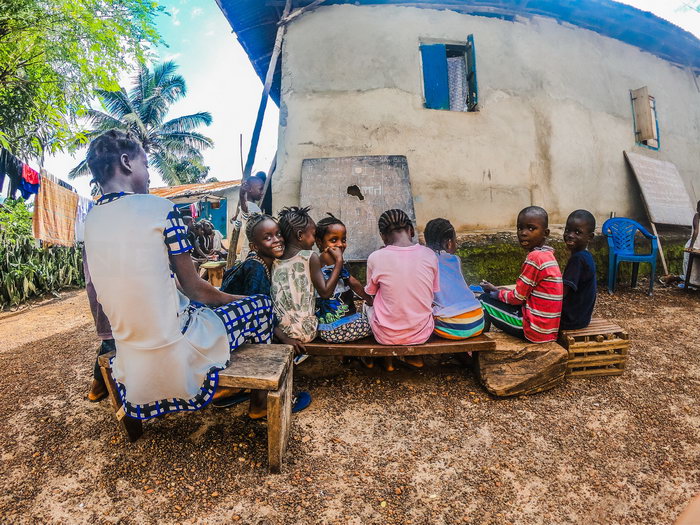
[479,206,563,343]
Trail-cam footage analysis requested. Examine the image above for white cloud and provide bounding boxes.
[191,7,203,17]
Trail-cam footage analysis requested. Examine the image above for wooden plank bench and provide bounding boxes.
[99,343,294,473]
[302,333,496,357]
[558,318,629,377]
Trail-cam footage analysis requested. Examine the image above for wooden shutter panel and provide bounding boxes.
[420,44,449,110]
[631,86,655,142]
[466,34,478,111]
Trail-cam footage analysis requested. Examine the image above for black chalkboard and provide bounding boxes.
[300,156,416,261]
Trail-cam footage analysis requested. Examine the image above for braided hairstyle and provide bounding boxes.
[377,209,413,236]
[245,213,276,243]
[86,130,143,186]
[424,218,455,252]
[278,206,313,243]
[315,213,344,243]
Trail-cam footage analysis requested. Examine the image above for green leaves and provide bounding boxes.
[0,0,165,161]
[0,200,84,308]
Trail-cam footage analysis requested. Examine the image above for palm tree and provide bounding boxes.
[70,61,213,185]
[171,154,218,185]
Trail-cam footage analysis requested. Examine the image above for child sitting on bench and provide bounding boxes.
[314,213,373,343]
[561,210,597,330]
[83,130,274,419]
[364,209,439,370]
[424,218,484,340]
[271,206,345,359]
[480,206,563,343]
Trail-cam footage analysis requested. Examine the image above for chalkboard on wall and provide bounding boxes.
[300,156,416,261]
[624,151,695,227]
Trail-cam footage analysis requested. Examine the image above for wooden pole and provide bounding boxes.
[226,0,292,269]
[650,222,669,275]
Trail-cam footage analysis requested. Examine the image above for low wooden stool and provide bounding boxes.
[200,260,227,288]
[302,333,495,357]
[558,318,629,377]
[99,343,294,473]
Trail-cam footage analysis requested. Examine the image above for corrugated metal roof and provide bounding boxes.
[216,0,700,103]
[149,180,241,199]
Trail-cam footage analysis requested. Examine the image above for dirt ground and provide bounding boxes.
[1,284,700,524]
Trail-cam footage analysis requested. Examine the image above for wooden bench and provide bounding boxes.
[302,333,496,356]
[98,343,294,473]
[558,318,629,377]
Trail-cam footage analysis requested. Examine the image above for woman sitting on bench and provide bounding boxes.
[83,130,274,420]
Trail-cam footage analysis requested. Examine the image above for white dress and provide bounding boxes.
[684,231,700,287]
[85,193,272,419]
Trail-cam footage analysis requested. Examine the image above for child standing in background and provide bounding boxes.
[314,214,373,343]
[684,200,700,288]
[236,172,266,259]
[480,206,563,343]
[561,210,597,330]
[271,206,344,353]
[364,209,439,370]
[424,218,484,340]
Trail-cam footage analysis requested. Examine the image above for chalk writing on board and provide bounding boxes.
[624,151,695,226]
[300,156,416,261]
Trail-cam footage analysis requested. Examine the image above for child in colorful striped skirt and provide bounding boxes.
[424,218,484,340]
[479,206,563,343]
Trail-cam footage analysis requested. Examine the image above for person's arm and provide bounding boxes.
[274,326,306,355]
[690,212,700,249]
[170,253,245,306]
[498,256,539,305]
[348,275,373,306]
[561,255,582,299]
[309,248,344,299]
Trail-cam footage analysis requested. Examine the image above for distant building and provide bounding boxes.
[218,0,700,229]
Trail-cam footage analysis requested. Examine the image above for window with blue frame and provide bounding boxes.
[630,86,660,150]
[420,35,478,112]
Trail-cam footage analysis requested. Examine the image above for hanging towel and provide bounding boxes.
[74,195,94,242]
[19,164,40,199]
[189,202,199,218]
[1,149,22,199]
[33,175,79,246]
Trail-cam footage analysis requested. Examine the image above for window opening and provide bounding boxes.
[420,36,478,112]
[630,86,660,150]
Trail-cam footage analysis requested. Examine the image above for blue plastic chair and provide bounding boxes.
[602,218,658,295]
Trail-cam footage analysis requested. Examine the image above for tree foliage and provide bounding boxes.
[70,61,214,185]
[0,0,164,162]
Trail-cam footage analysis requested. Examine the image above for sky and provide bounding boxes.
[40,0,700,199]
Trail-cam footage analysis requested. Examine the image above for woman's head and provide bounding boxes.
[424,218,456,254]
[315,213,346,253]
[200,220,214,235]
[377,209,414,245]
[278,206,316,249]
[86,130,149,193]
[247,214,284,259]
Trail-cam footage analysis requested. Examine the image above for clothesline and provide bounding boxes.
[0,147,92,246]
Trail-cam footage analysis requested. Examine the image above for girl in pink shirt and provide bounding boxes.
[364,209,439,371]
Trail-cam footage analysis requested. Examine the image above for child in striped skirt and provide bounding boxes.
[424,219,485,340]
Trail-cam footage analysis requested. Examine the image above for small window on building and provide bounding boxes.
[420,35,478,112]
[630,86,659,149]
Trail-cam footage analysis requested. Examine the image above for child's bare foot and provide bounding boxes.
[402,355,424,368]
[359,357,375,369]
[87,379,108,402]
[383,357,395,372]
[213,386,242,401]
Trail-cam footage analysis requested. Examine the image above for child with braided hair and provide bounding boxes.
[271,206,345,351]
[424,218,485,340]
[314,213,373,343]
[364,209,439,370]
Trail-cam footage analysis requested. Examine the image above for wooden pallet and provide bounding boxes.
[558,318,629,377]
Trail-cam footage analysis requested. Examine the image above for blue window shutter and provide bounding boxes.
[420,44,449,110]
[466,34,478,111]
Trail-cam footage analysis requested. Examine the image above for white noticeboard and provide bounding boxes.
[624,151,695,226]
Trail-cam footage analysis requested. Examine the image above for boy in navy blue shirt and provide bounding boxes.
[561,210,597,330]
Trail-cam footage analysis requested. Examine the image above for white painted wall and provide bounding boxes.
[274,4,700,229]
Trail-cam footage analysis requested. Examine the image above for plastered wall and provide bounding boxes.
[274,4,700,229]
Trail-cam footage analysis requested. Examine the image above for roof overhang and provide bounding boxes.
[215,0,700,103]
